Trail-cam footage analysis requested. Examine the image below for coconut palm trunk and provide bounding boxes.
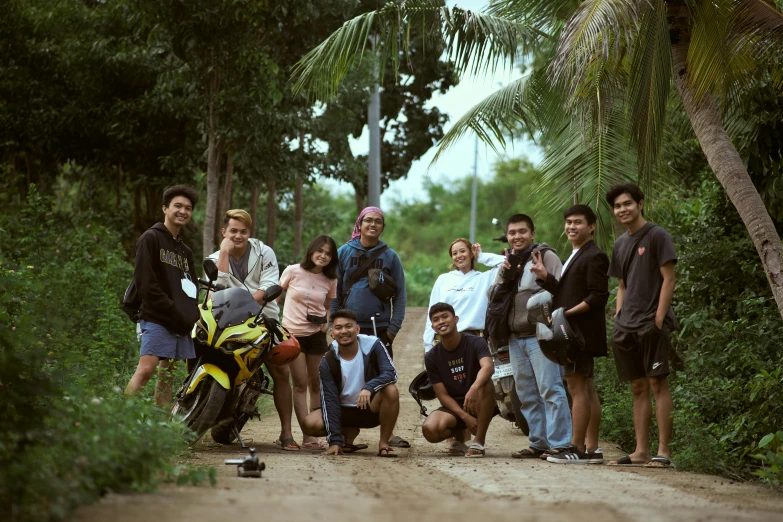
[668,0,783,318]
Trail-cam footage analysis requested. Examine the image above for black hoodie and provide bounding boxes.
[134,222,199,336]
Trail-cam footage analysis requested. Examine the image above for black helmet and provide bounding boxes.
[537,307,585,365]
[409,371,436,416]
[527,290,553,325]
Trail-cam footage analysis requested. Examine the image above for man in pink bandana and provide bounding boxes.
[330,206,409,448]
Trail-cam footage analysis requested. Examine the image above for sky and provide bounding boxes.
[317,0,542,207]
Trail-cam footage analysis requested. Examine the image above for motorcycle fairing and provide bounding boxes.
[187,363,231,392]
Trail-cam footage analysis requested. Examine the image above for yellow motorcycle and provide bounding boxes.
[172,260,300,444]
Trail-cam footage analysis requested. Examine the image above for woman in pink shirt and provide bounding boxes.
[279,235,338,450]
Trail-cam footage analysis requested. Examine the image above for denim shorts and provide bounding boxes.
[139,320,195,361]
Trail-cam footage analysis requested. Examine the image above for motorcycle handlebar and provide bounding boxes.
[197,279,225,291]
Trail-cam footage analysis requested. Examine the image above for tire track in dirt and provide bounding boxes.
[72,307,783,522]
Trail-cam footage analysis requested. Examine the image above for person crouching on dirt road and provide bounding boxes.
[422,303,496,458]
[124,184,200,409]
[206,209,298,451]
[606,184,677,469]
[330,206,409,448]
[302,309,400,457]
[529,205,609,464]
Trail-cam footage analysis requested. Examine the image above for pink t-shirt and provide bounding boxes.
[279,264,337,336]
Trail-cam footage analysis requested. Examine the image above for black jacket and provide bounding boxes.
[135,223,199,336]
[537,240,610,357]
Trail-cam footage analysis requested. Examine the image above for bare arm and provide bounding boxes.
[616,279,625,317]
[462,356,495,415]
[655,261,676,329]
[432,382,472,423]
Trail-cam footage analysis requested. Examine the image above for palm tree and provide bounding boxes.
[291,0,783,318]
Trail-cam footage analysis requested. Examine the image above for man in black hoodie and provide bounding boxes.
[124,185,200,407]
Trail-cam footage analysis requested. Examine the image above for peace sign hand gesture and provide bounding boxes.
[529,250,548,281]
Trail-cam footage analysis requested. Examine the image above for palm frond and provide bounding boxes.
[485,0,579,26]
[291,0,545,100]
[627,0,671,186]
[534,101,638,246]
[430,77,535,163]
[550,0,639,98]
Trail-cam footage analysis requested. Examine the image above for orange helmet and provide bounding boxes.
[264,336,301,366]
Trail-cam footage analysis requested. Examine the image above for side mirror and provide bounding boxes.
[263,284,283,303]
[203,259,219,282]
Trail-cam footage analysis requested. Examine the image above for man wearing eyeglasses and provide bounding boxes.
[331,206,408,448]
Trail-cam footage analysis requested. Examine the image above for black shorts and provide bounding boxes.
[611,324,671,381]
[340,406,380,429]
[437,401,500,431]
[296,331,329,355]
[359,326,394,359]
[564,352,595,378]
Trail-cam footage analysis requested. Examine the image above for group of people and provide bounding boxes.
[123,181,676,467]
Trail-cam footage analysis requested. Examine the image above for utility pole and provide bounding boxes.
[367,37,381,208]
[469,135,479,243]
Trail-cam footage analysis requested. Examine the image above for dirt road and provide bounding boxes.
[74,307,783,522]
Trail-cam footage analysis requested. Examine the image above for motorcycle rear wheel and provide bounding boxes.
[509,385,530,435]
[176,379,228,444]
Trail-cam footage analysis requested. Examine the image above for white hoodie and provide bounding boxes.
[207,238,280,320]
[423,252,505,351]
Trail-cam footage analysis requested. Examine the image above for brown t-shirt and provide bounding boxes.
[609,223,677,332]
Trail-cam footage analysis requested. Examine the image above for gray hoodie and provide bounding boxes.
[495,244,563,337]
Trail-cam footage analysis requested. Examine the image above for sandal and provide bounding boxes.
[645,455,672,468]
[388,435,411,448]
[440,440,469,456]
[511,447,546,459]
[344,443,369,453]
[539,446,571,461]
[378,447,398,458]
[273,438,300,451]
[608,454,647,467]
[465,442,485,458]
[301,440,328,451]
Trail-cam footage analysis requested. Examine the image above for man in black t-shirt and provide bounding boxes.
[606,184,677,468]
[423,303,495,458]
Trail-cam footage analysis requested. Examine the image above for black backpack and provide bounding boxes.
[122,281,142,323]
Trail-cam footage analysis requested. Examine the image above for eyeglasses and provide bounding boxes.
[362,218,384,226]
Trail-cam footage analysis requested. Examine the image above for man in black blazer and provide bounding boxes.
[530,204,609,464]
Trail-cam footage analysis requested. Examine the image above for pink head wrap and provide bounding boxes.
[351,206,385,240]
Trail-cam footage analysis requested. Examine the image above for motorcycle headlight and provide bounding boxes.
[220,340,247,354]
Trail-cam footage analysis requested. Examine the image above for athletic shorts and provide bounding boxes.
[437,400,500,432]
[340,406,380,429]
[610,324,671,381]
[296,331,329,355]
[564,353,595,378]
[139,319,195,361]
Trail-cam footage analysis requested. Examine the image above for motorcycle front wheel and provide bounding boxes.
[173,378,228,443]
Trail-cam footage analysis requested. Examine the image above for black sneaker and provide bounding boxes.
[547,447,593,464]
[539,446,573,461]
[586,448,604,464]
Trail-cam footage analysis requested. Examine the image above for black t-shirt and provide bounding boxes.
[609,222,677,332]
[424,334,491,403]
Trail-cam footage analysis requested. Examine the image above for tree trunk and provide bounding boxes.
[293,175,304,259]
[215,148,233,244]
[203,94,220,256]
[266,178,276,248]
[668,0,783,318]
[250,179,259,238]
[354,185,366,215]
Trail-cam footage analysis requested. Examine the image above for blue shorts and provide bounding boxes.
[139,320,195,360]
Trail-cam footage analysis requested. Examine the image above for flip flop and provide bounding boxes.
[388,435,410,448]
[465,442,485,458]
[273,438,300,451]
[645,455,672,468]
[511,447,546,459]
[608,454,646,467]
[301,440,328,451]
[344,443,369,453]
[378,447,398,458]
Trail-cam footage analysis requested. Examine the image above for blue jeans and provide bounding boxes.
[509,334,572,450]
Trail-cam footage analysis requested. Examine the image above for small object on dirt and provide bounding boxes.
[308,476,313,480]
[225,447,265,478]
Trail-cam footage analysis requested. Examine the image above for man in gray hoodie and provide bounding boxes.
[494,214,572,459]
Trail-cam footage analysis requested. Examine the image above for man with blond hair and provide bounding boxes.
[207,210,298,450]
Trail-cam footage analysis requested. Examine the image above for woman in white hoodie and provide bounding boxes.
[423,238,505,351]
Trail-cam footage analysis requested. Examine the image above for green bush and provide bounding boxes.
[0,187,212,522]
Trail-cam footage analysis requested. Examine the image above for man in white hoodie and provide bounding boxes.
[207,209,298,450]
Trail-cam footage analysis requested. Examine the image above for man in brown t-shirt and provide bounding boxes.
[606,184,677,468]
